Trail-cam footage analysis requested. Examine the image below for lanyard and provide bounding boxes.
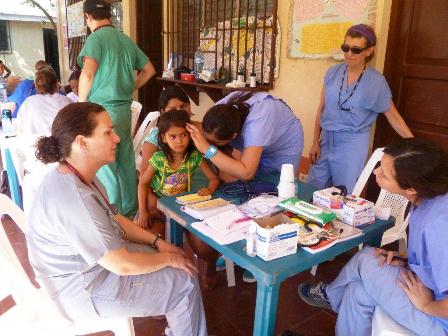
[338,64,366,111]
[62,160,117,215]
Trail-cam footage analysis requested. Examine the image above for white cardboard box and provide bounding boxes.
[253,213,298,261]
[313,187,375,227]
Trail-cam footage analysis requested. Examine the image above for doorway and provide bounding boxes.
[367,0,448,199]
[136,0,164,118]
[43,28,61,79]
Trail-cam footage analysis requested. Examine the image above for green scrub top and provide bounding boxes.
[77,26,149,108]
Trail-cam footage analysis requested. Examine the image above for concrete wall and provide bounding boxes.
[2,20,53,79]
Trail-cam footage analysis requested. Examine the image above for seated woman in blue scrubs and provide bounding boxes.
[186,91,304,287]
[299,138,448,336]
[307,24,413,193]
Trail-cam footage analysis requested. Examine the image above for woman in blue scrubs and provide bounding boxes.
[307,24,413,193]
[299,138,448,336]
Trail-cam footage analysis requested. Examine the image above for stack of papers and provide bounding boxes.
[191,207,256,245]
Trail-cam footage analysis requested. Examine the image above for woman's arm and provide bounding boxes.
[78,56,98,102]
[137,165,156,228]
[98,245,197,277]
[3,64,11,79]
[140,141,158,173]
[309,87,325,165]
[384,103,414,138]
[197,160,220,195]
[134,61,156,90]
[186,123,263,180]
[398,269,448,318]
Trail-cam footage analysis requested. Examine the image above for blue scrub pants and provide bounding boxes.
[307,130,370,193]
[326,247,447,336]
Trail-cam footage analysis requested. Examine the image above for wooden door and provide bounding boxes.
[136,0,164,118]
[367,0,448,199]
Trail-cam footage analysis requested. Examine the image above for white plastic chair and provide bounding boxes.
[372,306,417,336]
[131,100,143,137]
[375,189,410,253]
[352,147,385,197]
[133,111,160,172]
[0,194,135,336]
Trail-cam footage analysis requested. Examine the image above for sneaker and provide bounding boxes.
[242,269,257,283]
[297,282,331,310]
[215,255,226,272]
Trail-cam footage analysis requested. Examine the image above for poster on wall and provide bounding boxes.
[67,1,86,38]
[288,0,377,59]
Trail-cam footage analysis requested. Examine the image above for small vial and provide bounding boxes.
[237,71,245,83]
[246,225,257,257]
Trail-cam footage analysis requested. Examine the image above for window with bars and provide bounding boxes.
[0,21,11,53]
[164,0,278,88]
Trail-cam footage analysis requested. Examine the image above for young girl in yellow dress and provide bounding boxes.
[137,109,219,229]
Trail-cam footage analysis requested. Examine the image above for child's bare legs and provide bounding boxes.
[146,192,166,239]
[186,232,219,290]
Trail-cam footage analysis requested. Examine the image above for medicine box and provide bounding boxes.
[253,213,298,261]
[312,187,375,226]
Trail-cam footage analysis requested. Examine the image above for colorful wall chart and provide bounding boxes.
[288,0,377,59]
[67,1,86,38]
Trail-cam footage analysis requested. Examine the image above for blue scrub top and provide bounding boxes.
[216,91,304,173]
[320,63,392,133]
[8,79,36,118]
[408,192,448,331]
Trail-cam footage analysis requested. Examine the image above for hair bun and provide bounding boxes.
[35,135,61,164]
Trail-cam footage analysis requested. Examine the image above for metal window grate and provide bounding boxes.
[164,0,278,88]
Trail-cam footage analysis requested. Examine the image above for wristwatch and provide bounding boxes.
[151,233,162,249]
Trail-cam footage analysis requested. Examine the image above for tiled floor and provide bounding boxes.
[1,215,368,336]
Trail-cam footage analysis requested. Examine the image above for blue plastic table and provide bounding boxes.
[157,175,394,336]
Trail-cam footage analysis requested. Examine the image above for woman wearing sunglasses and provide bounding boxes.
[307,24,413,193]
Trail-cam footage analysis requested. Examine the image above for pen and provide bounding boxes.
[380,253,408,263]
[227,217,252,230]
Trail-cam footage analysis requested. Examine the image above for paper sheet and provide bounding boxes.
[191,222,248,245]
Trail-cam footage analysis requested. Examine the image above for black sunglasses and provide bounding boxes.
[340,44,370,54]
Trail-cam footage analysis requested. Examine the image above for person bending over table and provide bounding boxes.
[186,91,304,287]
[307,24,413,194]
[299,138,448,336]
[26,102,207,336]
[187,91,304,182]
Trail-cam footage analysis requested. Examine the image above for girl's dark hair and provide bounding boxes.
[202,92,254,141]
[384,138,448,200]
[35,102,106,164]
[157,109,195,162]
[35,68,58,94]
[159,86,190,112]
[69,69,81,81]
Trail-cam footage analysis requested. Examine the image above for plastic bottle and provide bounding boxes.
[246,224,257,257]
[2,109,15,138]
[250,72,257,87]
[194,47,204,74]
[0,76,7,104]
[237,71,245,84]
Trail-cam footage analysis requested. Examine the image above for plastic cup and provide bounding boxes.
[277,181,296,199]
[280,164,295,183]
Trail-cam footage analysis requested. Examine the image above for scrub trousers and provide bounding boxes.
[97,103,137,217]
[307,130,370,194]
[326,247,447,336]
[90,243,208,336]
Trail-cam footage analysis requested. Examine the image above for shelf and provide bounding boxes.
[156,77,269,105]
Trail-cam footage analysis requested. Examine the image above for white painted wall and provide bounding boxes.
[1,21,52,79]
